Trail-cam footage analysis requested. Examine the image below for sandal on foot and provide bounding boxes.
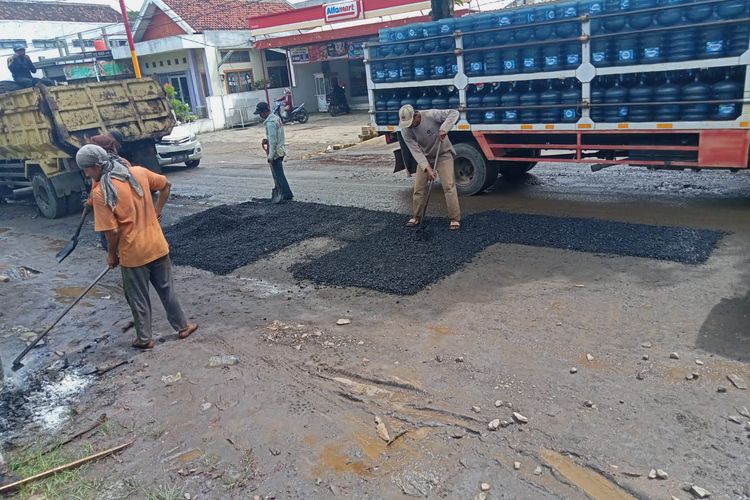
[178,323,199,339]
[450,221,461,231]
[132,339,155,350]
[406,218,421,228]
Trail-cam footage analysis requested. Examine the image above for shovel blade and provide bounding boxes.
[56,238,78,263]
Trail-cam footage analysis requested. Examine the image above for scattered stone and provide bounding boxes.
[642,354,650,361]
[488,419,501,431]
[336,318,351,326]
[513,461,521,470]
[184,493,191,500]
[728,416,742,424]
[690,485,711,498]
[474,493,487,500]
[480,483,490,491]
[500,420,512,428]
[0,275,9,283]
[745,421,750,431]
[54,351,65,357]
[570,367,578,374]
[329,484,340,496]
[642,342,652,348]
[471,405,481,413]
[512,412,528,424]
[671,497,681,500]
[622,470,642,478]
[533,466,543,476]
[374,416,391,442]
[648,469,657,479]
[695,359,704,366]
[161,372,182,385]
[505,401,513,409]
[656,469,669,480]
[717,387,727,393]
[456,356,464,363]
[670,352,680,360]
[200,402,212,411]
[315,478,322,486]
[494,400,503,407]
[207,354,239,368]
[636,371,646,380]
[450,428,466,439]
[586,353,594,362]
[269,448,281,456]
[686,373,696,381]
[727,374,747,390]
[737,406,750,418]
[583,400,594,408]
[435,355,443,362]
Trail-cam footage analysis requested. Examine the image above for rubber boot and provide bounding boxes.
[271,187,283,204]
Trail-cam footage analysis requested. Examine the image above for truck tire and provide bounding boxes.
[494,149,539,179]
[454,142,497,196]
[32,174,68,218]
[185,160,200,168]
[66,193,84,214]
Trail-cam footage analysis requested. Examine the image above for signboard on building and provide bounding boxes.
[290,40,367,64]
[289,47,310,63]
[63,61,129,80]
[324,0,362,23]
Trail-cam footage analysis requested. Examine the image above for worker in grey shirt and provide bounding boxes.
[399,105,461,230]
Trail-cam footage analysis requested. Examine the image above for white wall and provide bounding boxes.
[206,87,285,130]
[0,19,126,80]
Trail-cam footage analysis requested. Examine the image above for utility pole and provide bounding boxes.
[118,0,142,78]
[430,0,454,21]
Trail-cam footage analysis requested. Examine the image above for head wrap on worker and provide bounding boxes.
[89,134,132,167]
[76,144,143,210]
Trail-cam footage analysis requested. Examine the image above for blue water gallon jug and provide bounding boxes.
[465,52,485,76]
[710,72,742,120]
[591,39,612,66]
[501,48,521,74]
[413,58,429,80]
[385,62,400,82]
[561,79,582,122]
[399,60,413,81]
[474,13,497,47]
[376,43,392,58]
[483,86,501,124]
[590,81,607,121]
[432,93,449,109]
[640,33,665,63]
[656,0,683,26]
[372,63,386,83]
[629,0,656,29]
[540,81,562,122]
[519,83,540,122]
[681,72,710,120]
[422,23,440,53]
[653,75,681,121]
[517,7,536,24]
[534,4,556,40]
[556,2,580,38]
[501,84,521,123]
[445,57,458,77]
[514,8,535,41]
[416,90,432,110]
[729,24,750,56]
[685,1,714,23]
[467,87,484,123]
[543,45,562,70]
[615,35,639,65]
[436,18,455,51]
[521,47,541,73]
[628,77,653,121]
[582,0,606,34]
[604,0,630,32]
[449,90,460,109]
[387,92,402,125]
[378,28,391,44]
[604,78,629,121]
[700,28,728,58]
[429,56,447,79]
[400,91,417,110]
[495,11,514,44]
[391,39,407,56]
[484,50,503,75]
[455,16,476,48]
[375,94,387,111]
[407,23,423,40]
[668,29,696,61]
[562,43,582,68]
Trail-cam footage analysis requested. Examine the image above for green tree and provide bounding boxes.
[163,83,195,123]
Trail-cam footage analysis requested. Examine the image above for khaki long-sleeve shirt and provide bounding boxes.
[401,109,460,171]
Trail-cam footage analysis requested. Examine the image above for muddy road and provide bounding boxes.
[1,116,749,499]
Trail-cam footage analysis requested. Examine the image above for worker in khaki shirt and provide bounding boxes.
[75,144,198,350]
[399,105,461,231]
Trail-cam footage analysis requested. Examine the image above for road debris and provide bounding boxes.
[570,367,578,374]
[534,465,543,475]
[336,318,351,326]
[200,402,212,411]
[728,416,742,424]
[480,482,490,491]
[208,355,239,368]
[686,373,699,381]
[161,372,182,385]
[456,356,464,363]
[727,374,747,390]
[512,412,528,424]
[695,359,704,365]
[656,469,669,479]
[690,485,711,498]
[583,400,595,408]
[488,419,501,431]
[642,342,652,348]
[514,461,521,470]
[374,416,391,442]
[494,400,503,407]
[586,353,594,361]
[717,386,727,393]
[648,469,657,479]
[670,352,680,360]
[642,354,650,360]
[472,406,481,413]
[738,406,750,418]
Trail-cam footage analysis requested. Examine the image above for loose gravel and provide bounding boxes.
[166,202,725,295]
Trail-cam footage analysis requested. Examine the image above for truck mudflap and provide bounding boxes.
[392,132,416,175]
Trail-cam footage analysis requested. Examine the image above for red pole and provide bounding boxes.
[118,0,141,79]
[260,50,270,104]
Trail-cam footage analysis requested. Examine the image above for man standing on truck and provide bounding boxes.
[7,45,56,88]
[255,101,293,204]
[399,105,461,231]
[75,144,198,350]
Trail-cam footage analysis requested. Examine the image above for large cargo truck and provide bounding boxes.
[365,0,750,195]
[0,78,175,217]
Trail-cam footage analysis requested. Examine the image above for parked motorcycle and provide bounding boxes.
[272,95,309,124]
[327,83,350,117]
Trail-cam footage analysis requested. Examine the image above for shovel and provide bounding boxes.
[56,205,90,263]
[11,267,110,371]
[415,139,444,237]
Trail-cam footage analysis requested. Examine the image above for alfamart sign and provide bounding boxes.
[324,0,361,23]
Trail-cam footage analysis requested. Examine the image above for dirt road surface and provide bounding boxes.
[1,113,749,499]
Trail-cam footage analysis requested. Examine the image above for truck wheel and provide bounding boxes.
[32,174,68,218]
[66,193,83,214]
[454,142,496,196]
[185,160,200,168]
[495,149,539,179]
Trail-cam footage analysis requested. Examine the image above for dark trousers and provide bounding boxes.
[121,254,188,343]
[270,157,293,200]
[14,77,56,88]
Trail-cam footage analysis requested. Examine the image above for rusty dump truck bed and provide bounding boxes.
[0,77,174,166]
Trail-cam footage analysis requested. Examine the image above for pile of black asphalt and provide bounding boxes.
[165,201,726,295]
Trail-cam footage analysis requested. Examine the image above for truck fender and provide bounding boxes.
[47,171,86,197]
[393,132,417,174]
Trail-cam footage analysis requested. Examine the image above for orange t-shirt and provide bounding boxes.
[91,166,169,268]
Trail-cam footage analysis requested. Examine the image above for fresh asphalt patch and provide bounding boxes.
[166,202,726,295]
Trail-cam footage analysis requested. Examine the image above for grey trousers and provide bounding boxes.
[121,254,188,343]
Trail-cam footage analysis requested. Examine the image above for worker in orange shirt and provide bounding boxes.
[75,144,198,349]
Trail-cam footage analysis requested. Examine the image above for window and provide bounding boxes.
[183,57,187,64]
[0,39,26,49]
[167,59,171,65]
[267,66,289,88]
[219,50,251,63]
[265,49,286,62]
[159,61,164,67]
[174,58,179,65]
[109,40,128,48]
[144,62,149,68]
[225,70,254,94]
[71,39,96,48]
[33,39,57,49]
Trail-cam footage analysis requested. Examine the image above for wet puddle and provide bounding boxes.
[540,449,634,500]
[0,265,41,281]
[53,285,120,303]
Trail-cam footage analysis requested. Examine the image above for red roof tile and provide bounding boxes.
[162,0,292,31]
[0,1,122,23]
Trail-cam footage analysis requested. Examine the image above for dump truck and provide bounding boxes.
[0,78,175,218]
[366,0,750,195]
